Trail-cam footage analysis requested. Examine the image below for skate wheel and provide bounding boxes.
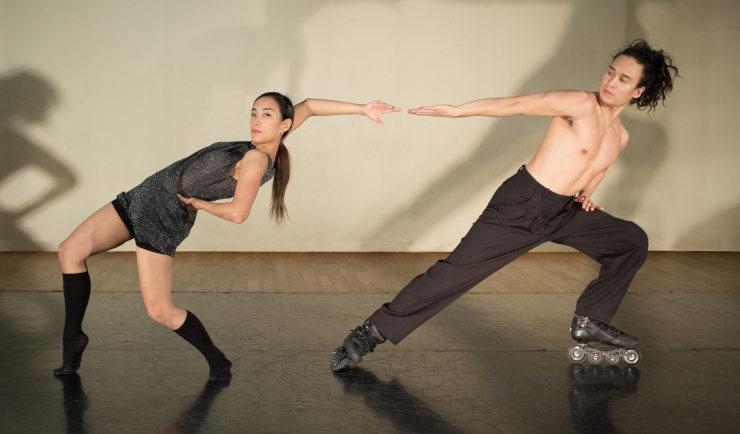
[586,348,604,365]
[567,345,586,363]
[623,349,640,365]
[330,347,351,372]
[606,350,621,366]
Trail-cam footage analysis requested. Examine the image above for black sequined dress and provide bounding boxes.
[115,141,274,256]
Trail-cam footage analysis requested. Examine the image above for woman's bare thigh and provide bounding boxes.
[58,203,132,273]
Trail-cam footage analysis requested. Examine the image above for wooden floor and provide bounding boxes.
[1,251,738,294]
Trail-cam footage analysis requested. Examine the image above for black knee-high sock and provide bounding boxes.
[62,272,91,337]
[55,272,91,375]
[174,311,231,380]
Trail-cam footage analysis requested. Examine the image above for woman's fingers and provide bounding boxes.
[367,100,399,111]
[364,101,400,126]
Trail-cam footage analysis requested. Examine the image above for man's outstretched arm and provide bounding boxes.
[408,90,595,119]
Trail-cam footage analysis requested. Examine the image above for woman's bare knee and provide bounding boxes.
[58,239,87,273]
[146,303,181,328]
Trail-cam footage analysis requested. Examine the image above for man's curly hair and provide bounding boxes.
[614,39,680,113]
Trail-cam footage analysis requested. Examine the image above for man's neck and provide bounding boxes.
[594,92,626,124]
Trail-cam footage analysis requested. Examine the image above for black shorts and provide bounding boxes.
[111,197,167,255]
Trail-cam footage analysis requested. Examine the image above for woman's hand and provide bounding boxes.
[575,194,604,212]
[407,104,461,117]
[361,100,401,126]
[176,194,200,212]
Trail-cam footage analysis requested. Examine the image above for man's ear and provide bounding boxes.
[633,86,646,99]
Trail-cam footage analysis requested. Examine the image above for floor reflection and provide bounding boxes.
[55,373,89,434]
[163,380,229,434]
[333,366,463,434]
[568,364,640,434]
[56,374,228,434]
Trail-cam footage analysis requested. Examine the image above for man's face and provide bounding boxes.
[599,55,646,107]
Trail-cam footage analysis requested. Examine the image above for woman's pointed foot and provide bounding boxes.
[53,332,89,376]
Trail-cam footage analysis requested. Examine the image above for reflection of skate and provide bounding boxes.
[569,364,640,389]
[568,364,640,433]
[567,315,640,366]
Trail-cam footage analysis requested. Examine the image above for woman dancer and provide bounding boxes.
[55,93,399,381]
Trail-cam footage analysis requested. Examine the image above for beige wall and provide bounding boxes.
[619,0,740,250]
[0,0,737,252]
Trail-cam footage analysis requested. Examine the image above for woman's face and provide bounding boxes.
[250,96,291,144]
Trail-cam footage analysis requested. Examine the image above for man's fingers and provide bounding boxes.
[409,106,431,113]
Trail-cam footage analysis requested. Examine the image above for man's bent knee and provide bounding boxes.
[625,222,649,258]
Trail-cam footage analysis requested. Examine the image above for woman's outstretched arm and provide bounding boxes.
[290,99,400,133]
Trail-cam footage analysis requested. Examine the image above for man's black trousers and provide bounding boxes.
[370,165,648,344]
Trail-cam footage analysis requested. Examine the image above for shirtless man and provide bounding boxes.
[330,39,679,371]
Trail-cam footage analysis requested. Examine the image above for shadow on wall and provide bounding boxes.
[0,71,71,395]
[0,69,76,251]
[174,0,398,128]
[607,0,677,220]
[360,0,670,250]
[606,114,667,219]
[673,202,740,250]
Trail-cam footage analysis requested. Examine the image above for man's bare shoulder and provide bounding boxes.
[620,124,630,150]
[558,90,598,122]
[583,91,601,112]
[556,90,597,106]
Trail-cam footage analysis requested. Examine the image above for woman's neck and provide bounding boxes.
[252,140,279,164]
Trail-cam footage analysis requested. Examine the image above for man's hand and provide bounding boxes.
[575,195,604,212]
[407,104,461,117]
